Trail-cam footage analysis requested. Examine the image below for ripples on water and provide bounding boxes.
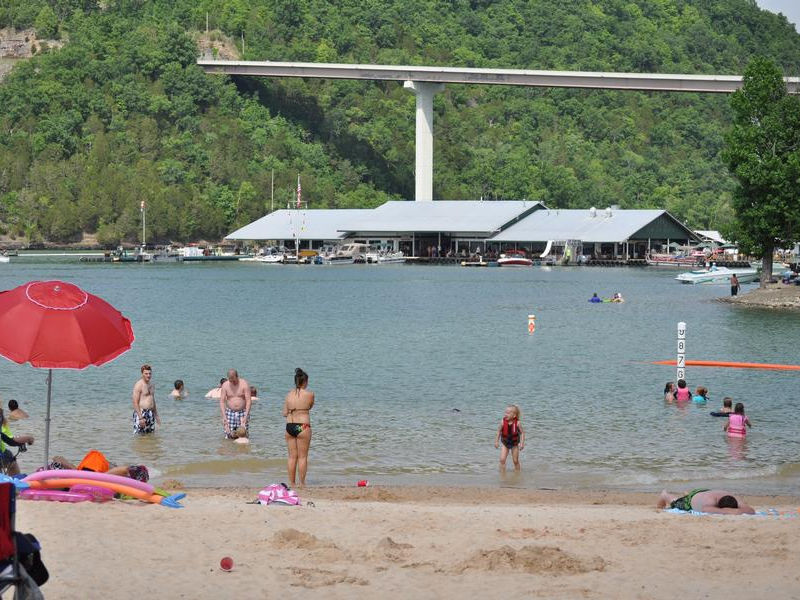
[1,260,799,493]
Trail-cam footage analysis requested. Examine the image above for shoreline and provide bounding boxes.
[18,484,800,599]
[166,484,800,508]
[718,282,800,310]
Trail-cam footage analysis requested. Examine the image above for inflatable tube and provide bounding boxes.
[710,411,731,417]
[20,489,92,503]
[28,478,163,504]
[24,469,153,493]
[70,484,115,502]
[652,359,800,371]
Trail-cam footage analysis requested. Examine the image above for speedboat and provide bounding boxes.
[497,250,533,267]
[675,265,758,285]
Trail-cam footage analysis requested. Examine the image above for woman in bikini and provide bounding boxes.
[282,368,314,487]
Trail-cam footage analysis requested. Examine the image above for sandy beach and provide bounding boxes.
[17,485,800,599]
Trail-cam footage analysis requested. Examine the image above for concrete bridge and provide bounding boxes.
[198,59,800,201]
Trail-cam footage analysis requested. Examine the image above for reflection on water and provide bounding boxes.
[727,436,748,461]
[1,261,799,492]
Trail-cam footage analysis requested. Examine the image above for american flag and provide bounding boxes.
[296,175,302,208]
[140,200,145,212]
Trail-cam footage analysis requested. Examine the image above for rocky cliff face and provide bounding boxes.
[0,28,63,81]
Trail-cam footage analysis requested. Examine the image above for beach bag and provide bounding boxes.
[258,483,300,506]
[16,532,48,587]
[77,450,109,473]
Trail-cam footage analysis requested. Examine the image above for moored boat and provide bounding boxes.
[675,266,758,285]
[497,250,533,267]
[646,253,703,268]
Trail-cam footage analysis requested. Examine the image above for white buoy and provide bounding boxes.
[677,322,686,381]
[528,314,536,335]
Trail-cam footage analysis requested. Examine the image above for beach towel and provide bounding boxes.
[664,508,799,518]
[258,483,300,506]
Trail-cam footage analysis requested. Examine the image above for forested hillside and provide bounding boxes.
[1,0,799,245]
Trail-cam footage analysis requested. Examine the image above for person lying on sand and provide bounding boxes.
[46,451,149,482]
[657,489,755,514]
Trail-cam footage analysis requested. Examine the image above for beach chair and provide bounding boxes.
[0,482,46,599]
[0,482,22,599]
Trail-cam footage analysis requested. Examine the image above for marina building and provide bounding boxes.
[338,200,545,256]
[490,207,699,260]
[226,202,698,260]
[226,209,373,248]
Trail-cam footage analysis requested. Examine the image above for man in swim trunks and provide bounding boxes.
[657,489,755,514]
[219,369,251,439]
[132,364,161,434]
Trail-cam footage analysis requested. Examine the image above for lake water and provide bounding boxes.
[1,258,798,493]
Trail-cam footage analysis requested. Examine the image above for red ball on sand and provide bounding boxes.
[220,557,234,571]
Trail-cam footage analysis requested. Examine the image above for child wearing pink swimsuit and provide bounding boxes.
[724,402,751,438]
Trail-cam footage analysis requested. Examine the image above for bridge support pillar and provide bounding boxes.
[404,81,444,201]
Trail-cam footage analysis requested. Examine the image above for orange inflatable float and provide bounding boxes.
[653,360,800,371]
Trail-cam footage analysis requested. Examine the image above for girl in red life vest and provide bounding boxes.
[494,405,525,472]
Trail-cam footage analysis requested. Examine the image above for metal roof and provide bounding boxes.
[492,208,696,243]
[226,209,373,240]
[341,200,544,235]
[695,230,727,244]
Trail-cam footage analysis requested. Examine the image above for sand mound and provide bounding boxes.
[272,529,350,562]
[376,536,414,551]
[288,567,369,588]
[272,528,333,549]
[455,545,605,575]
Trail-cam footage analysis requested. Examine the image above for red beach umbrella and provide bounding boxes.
[0,280,134,466]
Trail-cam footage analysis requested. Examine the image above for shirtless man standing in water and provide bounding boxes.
[132,364,161,434]
[219,369,251,438]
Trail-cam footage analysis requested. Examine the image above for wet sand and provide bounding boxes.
[18,485,800,599]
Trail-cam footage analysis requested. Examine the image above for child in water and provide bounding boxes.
[724,403,752,438]
[231,427,250,444]
[720,397,733,414]
[663,382,676,403]
[692,386,709,403]
[494,405,525,472]
[675,379,691,402]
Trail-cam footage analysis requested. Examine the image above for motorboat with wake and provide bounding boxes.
[497,250,533,267]
[675,265,758,285]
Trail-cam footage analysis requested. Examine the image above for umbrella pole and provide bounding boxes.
[44,369,52,469]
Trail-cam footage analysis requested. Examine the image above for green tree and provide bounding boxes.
[723,57,800,286]
[34,6,59,39]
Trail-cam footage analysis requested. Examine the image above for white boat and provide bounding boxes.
[256,247,286,264]
[365,245,405,264]
[0,255,9,264]
[497,250,533,267]
[376,251,405,264]
[327,243,368,264]
[675,266,758,285]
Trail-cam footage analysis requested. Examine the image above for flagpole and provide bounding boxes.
[141,201,146,249]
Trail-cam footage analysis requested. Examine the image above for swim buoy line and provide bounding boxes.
[653,359,800,371]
